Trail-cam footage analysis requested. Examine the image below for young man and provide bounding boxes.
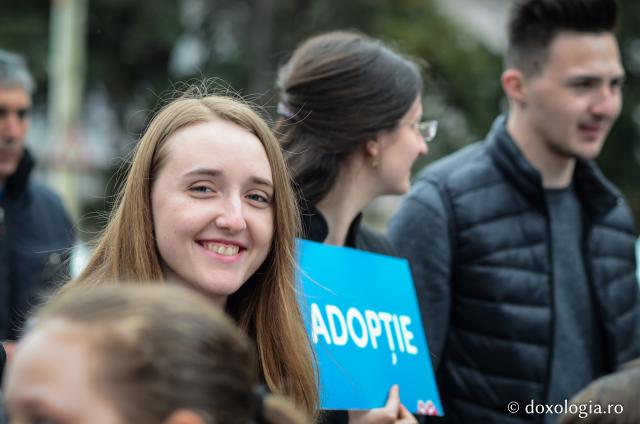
[389,0,639,422]
[0,50,74,343]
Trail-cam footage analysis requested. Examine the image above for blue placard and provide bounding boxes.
[296,239,443,416]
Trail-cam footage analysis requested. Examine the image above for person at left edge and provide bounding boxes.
[0,50,74,345]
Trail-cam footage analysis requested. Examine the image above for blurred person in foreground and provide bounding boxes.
[276,30,430,424]
[0,50,74,369]
[4,284,308,424]
[389,0,639,422]
[559,358,640,424]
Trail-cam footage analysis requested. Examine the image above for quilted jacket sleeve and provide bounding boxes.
[389,178,452,371]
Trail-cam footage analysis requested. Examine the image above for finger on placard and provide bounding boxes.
[384,384,400,412]
[398,403,418,423]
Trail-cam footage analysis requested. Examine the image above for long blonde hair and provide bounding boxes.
[33,285,308,424]
[61,92,318,417]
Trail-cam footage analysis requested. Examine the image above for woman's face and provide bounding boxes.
[151,119,275,306]
[375,95,428,194]
[4,321,123,424]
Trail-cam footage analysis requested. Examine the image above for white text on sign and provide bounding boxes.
[310,303,418,365]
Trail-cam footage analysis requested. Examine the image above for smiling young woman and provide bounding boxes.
[58,91,318,419]
[150,118,275,306]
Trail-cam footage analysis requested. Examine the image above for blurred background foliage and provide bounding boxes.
[0,0,638,235]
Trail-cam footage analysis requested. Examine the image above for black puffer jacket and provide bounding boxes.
[0,150,74,341]
[389,116,640,423]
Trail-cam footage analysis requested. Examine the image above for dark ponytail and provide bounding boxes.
[275,30,422,206]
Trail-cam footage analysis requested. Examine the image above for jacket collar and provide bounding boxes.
[5,149,34,200]
[486,115,620,219]
[300,205,363,248]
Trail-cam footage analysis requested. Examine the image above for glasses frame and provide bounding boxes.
[414,120,438,143]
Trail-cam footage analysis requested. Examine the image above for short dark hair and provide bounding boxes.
[506,0,619,75]
[275,31,422,207]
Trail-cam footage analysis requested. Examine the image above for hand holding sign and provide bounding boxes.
[348,385,417,424]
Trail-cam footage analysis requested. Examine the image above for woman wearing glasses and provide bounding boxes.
[275,31,434,424]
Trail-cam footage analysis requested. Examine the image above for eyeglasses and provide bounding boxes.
[411,120,438,143]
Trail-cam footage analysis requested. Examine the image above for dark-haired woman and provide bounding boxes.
[276,30,435,424]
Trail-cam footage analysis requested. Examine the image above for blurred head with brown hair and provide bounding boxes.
[559,359,640,424]
[4,285,308,424]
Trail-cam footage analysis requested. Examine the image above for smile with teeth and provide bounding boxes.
[202,242,241,256]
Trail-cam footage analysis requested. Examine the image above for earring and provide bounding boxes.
[372,158,379,169]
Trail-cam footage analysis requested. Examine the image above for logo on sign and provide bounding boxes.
[417,400,439,416]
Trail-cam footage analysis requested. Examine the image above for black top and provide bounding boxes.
[301,206,396,424]
[301,205,396,256]
[0,150,75,340]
